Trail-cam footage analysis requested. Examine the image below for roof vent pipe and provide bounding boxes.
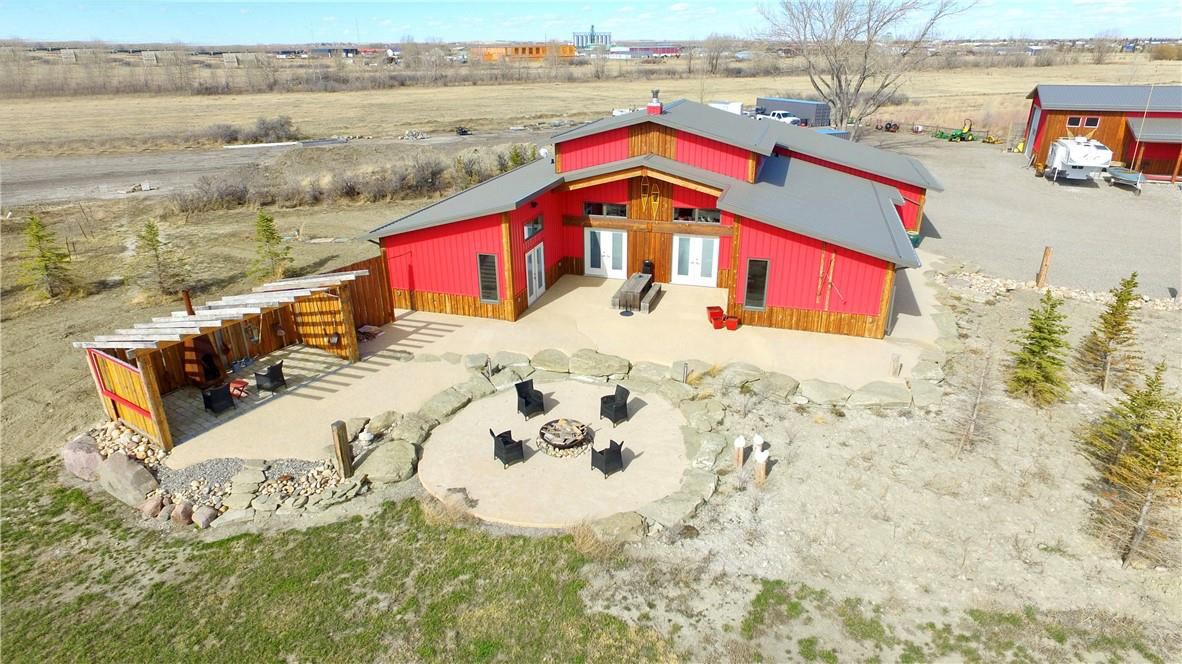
[647,88,662,116]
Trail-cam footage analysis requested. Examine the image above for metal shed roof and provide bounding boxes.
[1126,116,1182,143]
[363,158,562,239]
[550,99,943,191]
[1027,84,1182,113]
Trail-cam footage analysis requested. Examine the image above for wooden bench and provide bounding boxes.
[639,283,662,313]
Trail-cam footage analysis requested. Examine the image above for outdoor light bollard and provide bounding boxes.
[733,435,746,469]
[752,433,764,450]
[754,448,771,486]
[331,420,354,480]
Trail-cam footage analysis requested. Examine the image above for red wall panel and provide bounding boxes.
[676,130,751,180]
[508,191,563,296]
[561,180,629,216]
[777,148,923,232]
[557,128,629,172]
[382,214,504,299]
[736,218,886,315]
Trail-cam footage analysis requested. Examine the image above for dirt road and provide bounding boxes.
[0,129,550,206]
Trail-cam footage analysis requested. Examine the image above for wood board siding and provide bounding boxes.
[290,287,358,361]
[392,289,514,320]
[87,349,167,446]
[331,255,394,327]
[675,129,752,180]
[154,306,296,395]
[628,123,677,159]
[1030,108,1182,170]
[628,177,673,221]
[556,127,629,172]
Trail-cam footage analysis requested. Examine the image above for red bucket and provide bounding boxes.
[724,316,740,331]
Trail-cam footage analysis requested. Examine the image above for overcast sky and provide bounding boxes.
[3,0,1180,44]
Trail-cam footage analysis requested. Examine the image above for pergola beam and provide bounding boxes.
[266,269,368,285]
[134,321,226,330]
[115,328,204,336]
[252,275,357,292]
[95,333,183,342]
[73,340,161,350]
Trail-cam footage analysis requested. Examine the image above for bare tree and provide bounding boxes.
[590,43,608,80]
[703,33,733,75]
[762,0,969,138]
[683,43,696,74]
[1093,30,1119,64]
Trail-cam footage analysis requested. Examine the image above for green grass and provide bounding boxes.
[1,458,669,663]
[740,579,807,639]
[798,636,838,663]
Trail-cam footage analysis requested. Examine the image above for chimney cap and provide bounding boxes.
[651,88,660,100]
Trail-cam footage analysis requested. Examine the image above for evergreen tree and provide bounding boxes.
[130,219,190,295]
[1077,272,1141,391]
[1082,363,1169,471]
[1006,291,1071,406]
[251,210,292,279]
[21,215,72,298]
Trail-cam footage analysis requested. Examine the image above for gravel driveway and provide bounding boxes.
[863,133,1181,298]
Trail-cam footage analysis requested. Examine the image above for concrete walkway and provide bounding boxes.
[163,344,466,469]
[418,380,688,528]
[369,256,941,387]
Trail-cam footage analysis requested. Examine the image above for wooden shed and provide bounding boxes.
[73,257,393,451]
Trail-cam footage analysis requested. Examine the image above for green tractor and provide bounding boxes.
[948,119,975,142]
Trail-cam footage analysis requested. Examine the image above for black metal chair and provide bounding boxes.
[255,361,287,393]
[202,383,236,414]
[591,440,624,478]
[491,428,525,468]
[515,379,545,420]
[600,384,630,426]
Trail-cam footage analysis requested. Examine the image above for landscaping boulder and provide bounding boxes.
[656,378,696,405]
[530,348,570,373]
[909,380,944,410]
[345,417,370,441]
[529,370,568,384]
[96,453,159,507]
[156,502,175,523]
[715,362,764,386]
[139,495,164,519]
[636,469,717,529]
[420,388,471,422]
[670,359,712,383]
[463,353,490,370]
[251,494,280,512]
[212,508,255,528]
[681,398,724,432]
[590,512,648,543]
[440,352,462,364]
[493,350,531,368]
[388,413,436,446]
[750,372,799,401]
[192,506,219,528]
[847,381,912,408]
[628,361,669,383]
[356,440,417,483]
[569,349,630,377]
[170,501,194,525]
[222,492,255,511]
[386,350,414,362]
[412,353,440,362]
[798,379,853,405]
[691,432,727,470]
[453,375,495,400]
[618,377,658,395]
[366,410,402,435]
[61,433,102,481]
[488,366,523,391]
[910,360,945,383]
[231,468,265,491]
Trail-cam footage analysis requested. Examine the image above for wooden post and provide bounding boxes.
[1035,246,1053,287]
[182,289,195,316]
[754,448,770,486]
[1171,149,1181,184]
[331,420,354,479]
[337,284,359,363]
[136,350,174,451]
[500,212,517,321]
[733,435,746,469]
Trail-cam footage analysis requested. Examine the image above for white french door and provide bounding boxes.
[584,228,628,279]
[671,234,720,287]
[525,243,545,305]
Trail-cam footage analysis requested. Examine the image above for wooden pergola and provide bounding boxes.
[72,258,393,451]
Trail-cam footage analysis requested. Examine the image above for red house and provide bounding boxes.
[367,96,942,338]
[1023,84,1182,180]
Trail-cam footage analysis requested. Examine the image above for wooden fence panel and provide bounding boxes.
[331,255,394,327]
[87,349,163,443]
[290,288,354,360]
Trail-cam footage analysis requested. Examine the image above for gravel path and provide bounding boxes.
[155,457,327,495]
[862,133,1181,299]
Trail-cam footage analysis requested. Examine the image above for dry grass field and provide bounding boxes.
[2,59,1178,157]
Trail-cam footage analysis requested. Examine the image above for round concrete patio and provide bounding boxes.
[417,380,689,528]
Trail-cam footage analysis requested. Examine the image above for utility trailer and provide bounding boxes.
[755,97,830,127]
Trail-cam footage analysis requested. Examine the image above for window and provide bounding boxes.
[674,207,722,223]
[477,254,499,303]
[523,216,543,241]
[1083,117,1100,128]
[583,202,627,217]
[1066,116,1082,128]
[744,259,769,310]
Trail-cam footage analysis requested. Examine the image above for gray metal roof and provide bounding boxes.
[364,158,562,238]
[550,99,943,191]
[1028,84,1182,113]
[1126,116,1182,143]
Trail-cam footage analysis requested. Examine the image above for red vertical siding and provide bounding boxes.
[675,130,751,180]
[562,180,629,216]
[737,218,886,315]
[777,148,924,232]
[557,128,629,172]
[382,214,504,299]
[508,191,564,296]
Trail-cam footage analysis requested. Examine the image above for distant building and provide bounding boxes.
[573,25,611,51]
[470,43,577,62]
[607,43,681,59]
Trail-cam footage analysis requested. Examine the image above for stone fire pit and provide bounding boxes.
[538,418,592,458]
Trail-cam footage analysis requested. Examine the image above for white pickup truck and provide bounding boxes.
[756,110,802,126]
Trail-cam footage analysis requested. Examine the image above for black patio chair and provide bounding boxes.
[202,383,236,414]
[590,439,624,478]
[491,428,525,468]
[600,385,630,426]
[254,361,287,393]
[515,379,545,420]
